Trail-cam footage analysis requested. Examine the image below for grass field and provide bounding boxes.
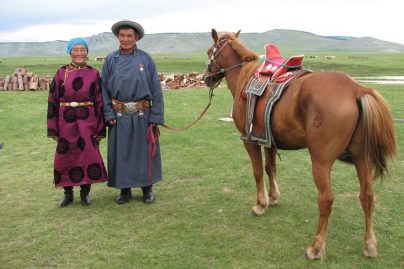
[0,53,207,77]
[2,51,404,76]
[0,53,403,268]
[0,84,403,269]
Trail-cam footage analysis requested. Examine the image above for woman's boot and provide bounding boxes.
[80,184,91,206]
[59,186,73,207]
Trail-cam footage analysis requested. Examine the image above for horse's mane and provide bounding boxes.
[217,32,259,62]
[218,32,261,119]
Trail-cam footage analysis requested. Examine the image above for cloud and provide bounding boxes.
[0,21,113,42]
[0,0,403,44]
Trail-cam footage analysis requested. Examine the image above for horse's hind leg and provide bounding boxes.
[264,147,280,205]
[305,160,334,260]
[243,141,269,216]
[355,157,377,257]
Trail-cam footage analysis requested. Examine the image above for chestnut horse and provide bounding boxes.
[202,29,396,260]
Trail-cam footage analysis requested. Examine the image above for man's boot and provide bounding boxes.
[59,187,73,207]
[142,185,154,204]
[80,184,91,206]
[116,188,132,204]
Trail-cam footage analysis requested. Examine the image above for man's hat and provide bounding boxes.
[111,20,145,40]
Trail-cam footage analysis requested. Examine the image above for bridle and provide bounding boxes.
[204,38,245,90]
[162,38,244,132]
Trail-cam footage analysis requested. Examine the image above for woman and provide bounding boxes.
[47,37,107,207]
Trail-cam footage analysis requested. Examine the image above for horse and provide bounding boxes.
[202,29,396,260]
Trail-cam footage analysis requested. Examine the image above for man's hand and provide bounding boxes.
[108,119,117,125]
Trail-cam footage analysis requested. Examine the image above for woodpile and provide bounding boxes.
[0,69,207,91]
[160,72,205,89]
[0,68,50,91]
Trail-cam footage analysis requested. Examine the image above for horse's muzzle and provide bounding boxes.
[202,72,224,89]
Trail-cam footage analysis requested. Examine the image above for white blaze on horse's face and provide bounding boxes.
[203,39,232,88]
[206,47,218,67]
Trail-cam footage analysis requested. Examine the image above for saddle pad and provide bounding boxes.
[243,71,302,148]
[246,76,270,96]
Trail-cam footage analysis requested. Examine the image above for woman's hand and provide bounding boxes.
[93,135,103,142]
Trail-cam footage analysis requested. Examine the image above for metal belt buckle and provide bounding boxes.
[125,102,137,113]
[70,102,78,107]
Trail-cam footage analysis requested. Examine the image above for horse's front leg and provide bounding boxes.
[264,148,280,205]
[243,141,269,216]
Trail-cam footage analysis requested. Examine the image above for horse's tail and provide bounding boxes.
[357,88,396,178]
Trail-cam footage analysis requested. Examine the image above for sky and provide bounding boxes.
[0,0,403,45]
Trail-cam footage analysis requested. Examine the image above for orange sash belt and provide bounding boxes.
[60,101,93,107]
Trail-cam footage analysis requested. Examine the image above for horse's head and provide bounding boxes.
[202,29,241,89]
[202,29,259,89]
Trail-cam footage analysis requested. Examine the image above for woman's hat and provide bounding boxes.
[111,20,145,40]
[66,37,89,54]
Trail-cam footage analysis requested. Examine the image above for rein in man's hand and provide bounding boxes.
[108,119,117,125]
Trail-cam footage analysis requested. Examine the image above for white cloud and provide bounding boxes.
[0,21,113,42]
[0,0,403,44]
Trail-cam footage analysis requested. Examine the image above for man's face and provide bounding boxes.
[118,28,137,50]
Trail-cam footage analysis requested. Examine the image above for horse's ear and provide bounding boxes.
[212,29,218,43]
[235,30,241,38]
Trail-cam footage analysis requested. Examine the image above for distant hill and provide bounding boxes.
[1,29,404,56]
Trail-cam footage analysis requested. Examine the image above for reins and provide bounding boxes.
[161,87,215,131]
[203,62,245,81]
[161,38,244,132]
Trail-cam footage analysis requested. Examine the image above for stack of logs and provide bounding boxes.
[160,72,206,89]
[0,70,208,91]
[0,68,51,91]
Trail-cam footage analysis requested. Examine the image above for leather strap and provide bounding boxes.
[112,98,150,113]
[162,102,211,131]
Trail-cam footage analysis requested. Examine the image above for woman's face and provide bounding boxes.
[118,28,137,50]
[70,44,88,65]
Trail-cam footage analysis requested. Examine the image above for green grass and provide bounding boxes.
[0,53,207,77]
[302,53,404,76]
[2,52,404,77]
[0,81,403,268]
[0,56,71,77]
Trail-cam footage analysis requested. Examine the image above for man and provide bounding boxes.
[102,20,164,204]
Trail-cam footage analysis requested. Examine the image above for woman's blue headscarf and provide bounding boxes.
[66,37,89,54]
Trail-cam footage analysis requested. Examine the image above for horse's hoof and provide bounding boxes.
[250,206,265,216]
[268,198,278,206]
[250,210,258,216]
[363,243,377,258]
[305,246,325,260]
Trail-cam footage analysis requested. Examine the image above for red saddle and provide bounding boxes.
[257,44,284,76]
[256,43,304,81]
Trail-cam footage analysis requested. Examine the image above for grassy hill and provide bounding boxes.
[1,29,404,56]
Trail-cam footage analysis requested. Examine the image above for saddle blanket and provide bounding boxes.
[242,70,309,148]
